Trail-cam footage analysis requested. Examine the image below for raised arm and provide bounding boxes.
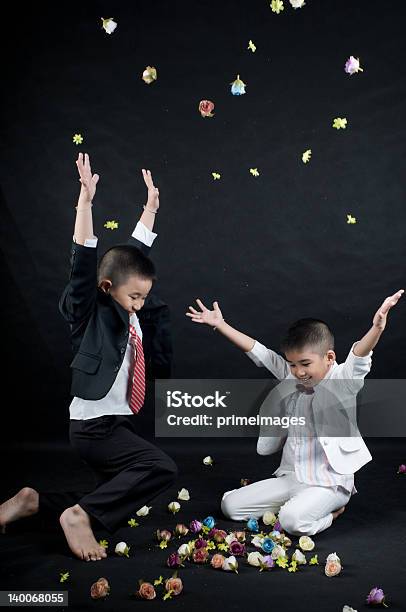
[74,153,99,245]
[127,169,160,253]
[353,289,404,356]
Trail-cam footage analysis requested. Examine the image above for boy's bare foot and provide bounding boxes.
[332,506,346,520]
[59,505,107,561]
[0,487,39,534]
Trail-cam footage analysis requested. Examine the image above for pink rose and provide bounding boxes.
[165,577,183,595]
[229,540,246,557]
[198,100,215,117]
[213,529,227,543]
[90,577,110,599]
[325,561,342,577]
[137,582,156,600]
[210,553,225,569]
[234,531,246,543]
[193,548,209,563]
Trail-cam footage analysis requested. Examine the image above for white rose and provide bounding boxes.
[289,0,305,8]
[203,455,213,466]
[251,535,265,548]
[115,541,130,557]
[177,488,190,501]
[262,511,277,526]
[101,18,118,34]
[168,501,180,514]
[299,535,315,551]
[292,549,307,565]
[271,544,286,560]
[222,555,238,572]
[326,552,341,563]
[247,551,264,567]
[343,607,358,612]
[225,533,237,545]
[136,505,151,517]
[178,543,191,557]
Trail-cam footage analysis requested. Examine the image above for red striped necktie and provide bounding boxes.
[128,323,145,414]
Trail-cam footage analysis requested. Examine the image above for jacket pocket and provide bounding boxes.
[338,437,362,452]
[70,351,102,374]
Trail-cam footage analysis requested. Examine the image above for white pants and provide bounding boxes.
[221,472,351,536]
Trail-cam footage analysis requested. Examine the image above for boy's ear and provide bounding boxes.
[99,279,112,294]
[326,350,336,363]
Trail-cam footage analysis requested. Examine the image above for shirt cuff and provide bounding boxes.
[349,341,373,361]
[131,221,157,247]
[73,236,98,248]
[246,340,267,366]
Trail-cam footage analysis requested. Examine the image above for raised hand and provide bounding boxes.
[142,169,160,212]
[76,153,100,204]
[186,299,224,328]
[373,289,404,331]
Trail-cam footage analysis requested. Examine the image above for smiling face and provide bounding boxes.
[99,274,152,315]
[284,346,336,385]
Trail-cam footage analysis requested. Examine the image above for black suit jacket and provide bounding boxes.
[59,236,172,400]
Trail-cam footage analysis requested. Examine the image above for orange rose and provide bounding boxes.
[165,577,183,595]
[325,561,342,577]
[90,577,110,599]
[138,582,156,600]
[210,553,225,569]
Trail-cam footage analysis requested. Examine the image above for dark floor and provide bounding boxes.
[0,438,405,611]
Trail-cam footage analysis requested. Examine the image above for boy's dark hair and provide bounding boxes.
[97,245,156,287]
[281,318,334,355]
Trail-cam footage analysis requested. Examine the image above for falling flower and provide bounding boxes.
[90,577,110,599]
[168,501,180,514]
[159,540,168,550]
[175,524,189,537]
[302,149,312,163]
[366,588,388,607]
[137,582,156,600]
[142,66,157,84]
[211,553,226,568]
[99,539,109,549]
[202,516,215,529]
[167,553,183,568]
[240,478,251,486]
[271,0,284,14]
[309,554,319,565]
[247,517,259,532]
[101,18,117,35]
[156,529,172,542]
[199,100,215,117]
[292,549,307,565]
[72,134,83,145]
[289,0,305,8]
[115,542,130,557]
[59,572,69,583]
[104,220,119,230]
[250,168,260,177]
[247,40,256,52]
[136,505,152,517]
[333,117,348,129]
[203,455,214,466]
[211,172,221,180]
[128,518,139,527]
[262,511,277,526]
[165,576,183,596]
[177,488,190,501]
[222,555,238,573]
[347,214,357,224]
[398,464,406,473]
[299,536,315,551]
[230,75,246,96]
[345,56,363,75]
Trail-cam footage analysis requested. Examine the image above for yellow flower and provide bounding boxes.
[212,172,221,180]
[59,572,69,583]
[271,0,284,13]
[309,554,319,565]
[207,541,216,550]
[248,40,256,52]
[333,117,347,129]
[72,134,83,145]
[104,220,119,230]
[142,66,157,84]
[347,214,357,224]
[302,149,312,163]
[288,559,298,572]
[128,518,139,527]
[159,540,168,549]
[217,542,229,552]
[276,556,288,568]
[250,168,260,177]
[154,576,164,586]
[99,539,109,549]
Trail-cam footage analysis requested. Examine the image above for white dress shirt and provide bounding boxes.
[69,222,157,420]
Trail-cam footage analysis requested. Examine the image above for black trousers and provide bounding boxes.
[39,415,178,532]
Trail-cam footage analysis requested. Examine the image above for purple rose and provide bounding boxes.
[273,520,282,532]
[193,548,209,563]
[262,555,275,569]
[366,587,387,607]
[167,552,182,568]
[229,540,246,557]
[189,520,202,534]
[397,464,406,474]
[195,538,208,550]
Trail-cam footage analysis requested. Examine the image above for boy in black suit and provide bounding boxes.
[0,154,177,561]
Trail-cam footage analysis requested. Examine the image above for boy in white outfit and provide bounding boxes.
[187,290,403,536]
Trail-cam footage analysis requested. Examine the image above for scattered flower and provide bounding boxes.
[207,540,216,551]
[398,464,406,473]
[193,548,209,563]
[175,523,189,537]
[302,149,312,163]
[195,538,208,550]
[309,554,319,565]
[325,552,342,577]
[259,555,275,571]
[211,553,226,569]
[115,542,130,557]
[240,478,251,486]
[225,533,237,546]
[211,529,227,543]
[178,488,190,501]
[345,56,363,75]
[292,549,307,565]
[142,66,157,84]
[271,544,286,560]
[178,543,192,558]
[250,168,260,177]
[59,572,69,583]
[347,214,357,224]
[276,556,289,568]
[251,534,264,548]
[288,559,298,573]
[234,531,246,543]
[333,117,348,129]
[91,577,110,599]
[222,555,238,573]
[137,582,156,600]
[168,501,180,514]
[262,511,277,526]
[217,542,229,552]
[229,540,246,557]
[154,576,164,586]
[167,553,183,568]
[101,18,117,35]
[247,517,259,532]
[199,100,215,118]
[156,529,172,542]
[104,220,119,230]
[136,505,151,517]
[72,134,83,145]
[289,0,305,8]
[366,588,388,607]
[99,539,109,549]
[299,536,315,551]
[273,520,282,531]
[203,455,214,466]
[159,540,168,550]
[343,607,358,612]
[128,518,139,527]
[247,551,264,567]
[247,40,256,52]
[282,536,292,547]
[165,576,183,596]
[261,538,275,554]
[202,516,216,529]
[271,0,284,14]
[212,172,221,180]
[189,520,202,533]
[231,75,246,96]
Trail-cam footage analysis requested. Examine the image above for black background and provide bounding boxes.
[1,0,405,442]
